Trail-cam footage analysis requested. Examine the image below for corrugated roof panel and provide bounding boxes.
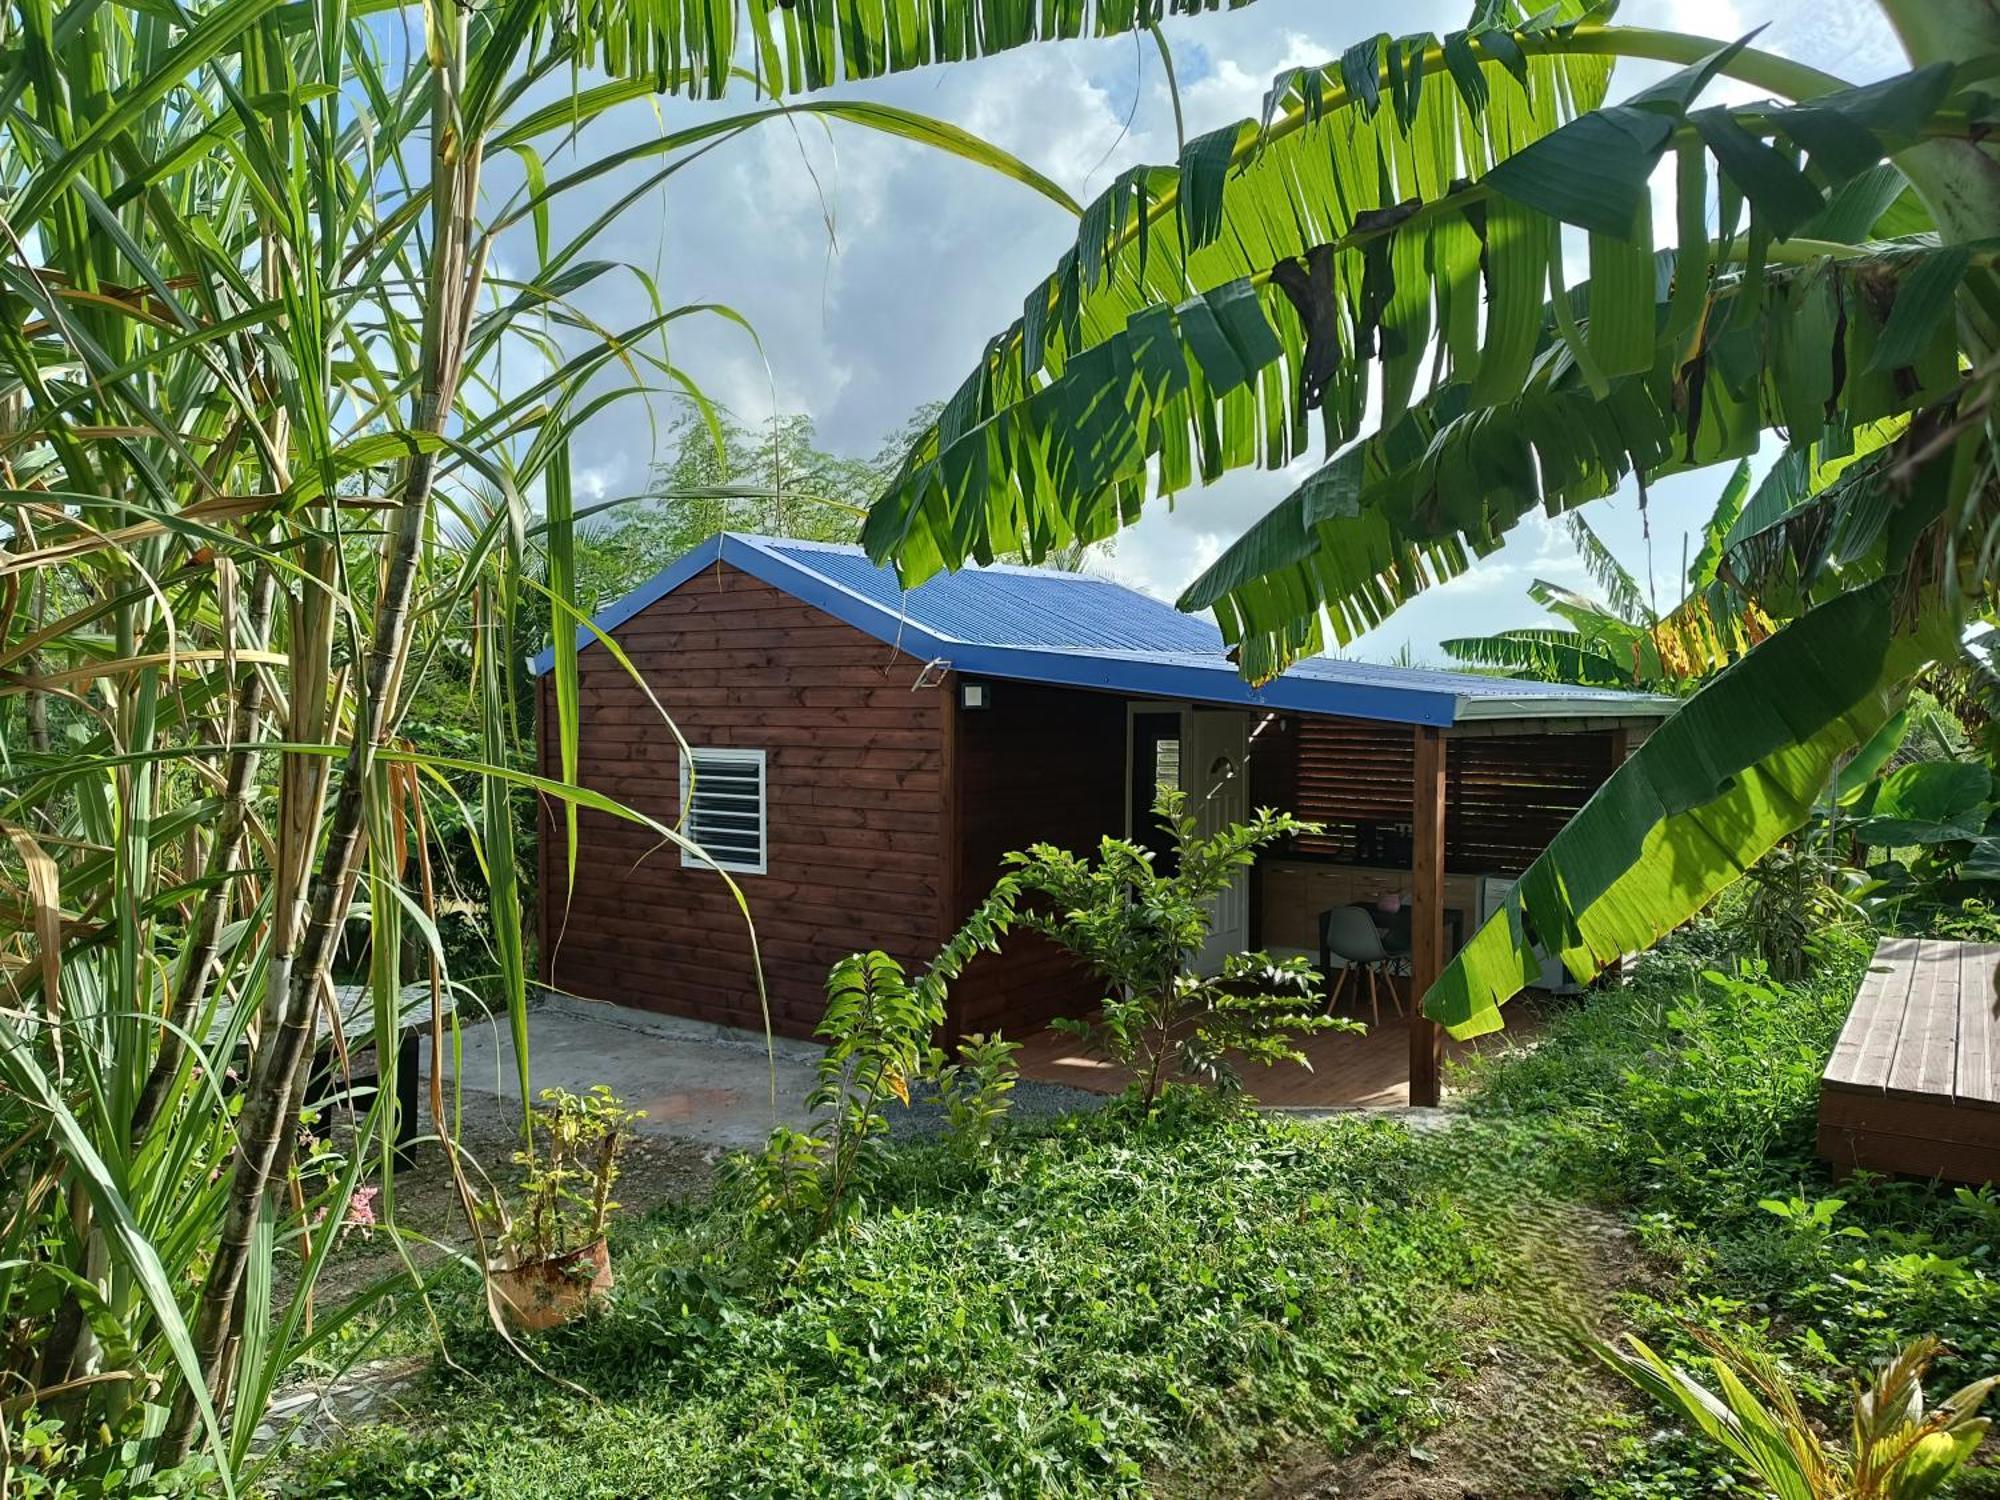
[529,533,1678,727]
[762,538,1225,652]
[1283,652,1651,704]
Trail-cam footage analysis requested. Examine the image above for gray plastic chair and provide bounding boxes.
[1319,904,1405,1025]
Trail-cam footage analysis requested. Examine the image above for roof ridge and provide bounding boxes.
[740,532,1135,585]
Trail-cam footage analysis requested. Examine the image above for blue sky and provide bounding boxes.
[472,0,1909,663]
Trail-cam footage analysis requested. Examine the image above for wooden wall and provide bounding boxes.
[949,680,1127,1037]
[1274,716,1616,875]
[536,561,949,1038]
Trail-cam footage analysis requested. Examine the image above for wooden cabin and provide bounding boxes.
[531,533,1677,1106]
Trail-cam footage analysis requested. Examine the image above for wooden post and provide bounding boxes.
[1409,725,1447,1108]
[938,676,964,1045]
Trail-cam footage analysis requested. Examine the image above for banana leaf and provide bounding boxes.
[1425,583,1950,1038]
[1849,761,1994,847]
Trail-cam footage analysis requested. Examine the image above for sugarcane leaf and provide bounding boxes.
[545,443,583,898]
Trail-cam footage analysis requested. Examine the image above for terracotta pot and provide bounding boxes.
[491,1238,613,1331]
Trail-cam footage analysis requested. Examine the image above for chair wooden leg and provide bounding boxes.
[1366,964,1381,1027]
[1327,963,1350,1015]
[1390,965,1406,1017]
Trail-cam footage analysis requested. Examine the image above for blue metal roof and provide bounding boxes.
[530,533,1677,728]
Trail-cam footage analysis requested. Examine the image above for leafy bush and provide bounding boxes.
[929,1032,1021,1162]
[1017,788,1354,1108]
[726,894,1020,1240]
[280,1104,1494,1499]
[1737,840,1867,980]
[489,1086,643,1267]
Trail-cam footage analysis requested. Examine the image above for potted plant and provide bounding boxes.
[487,1084,642,1331]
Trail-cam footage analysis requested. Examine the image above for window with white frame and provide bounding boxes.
[679,747,766,874]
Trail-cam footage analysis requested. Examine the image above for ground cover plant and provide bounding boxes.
[277,1098,1508,1499]
[271,890,2000,1500]
[1452,908,2000,1497]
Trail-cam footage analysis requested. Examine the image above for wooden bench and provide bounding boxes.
[1818,937,2000,1186]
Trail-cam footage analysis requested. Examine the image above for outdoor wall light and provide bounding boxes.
[960,681,991,710]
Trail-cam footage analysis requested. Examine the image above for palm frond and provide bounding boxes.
[1439,626,1638,687]
[1565,512,1653,626]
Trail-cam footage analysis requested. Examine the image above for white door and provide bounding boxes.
[1186,710,1250,973]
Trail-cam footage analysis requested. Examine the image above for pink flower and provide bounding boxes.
[345,1185,379,1231]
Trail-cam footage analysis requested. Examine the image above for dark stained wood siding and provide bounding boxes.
[949,681,1127,1037]
[1276,716,1616,876]
[537,561,948,1038]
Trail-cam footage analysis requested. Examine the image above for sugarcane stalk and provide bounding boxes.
[160,1,483,1457]
[130,563,278,1143]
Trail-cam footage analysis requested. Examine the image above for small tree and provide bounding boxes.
[728,896,1020,1239]
[1019,789,1357,1110]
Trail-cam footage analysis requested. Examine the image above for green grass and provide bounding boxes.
[279,1096,1503,1499]
[286,913,2000,1499]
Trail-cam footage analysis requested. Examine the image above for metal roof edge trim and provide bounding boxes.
[527,532,955,676]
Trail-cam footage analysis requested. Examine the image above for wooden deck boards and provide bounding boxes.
[1818,938,2000,1186]
[1012,977,1537,1109]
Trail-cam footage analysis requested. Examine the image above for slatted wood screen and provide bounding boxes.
[1249,716,1615,876]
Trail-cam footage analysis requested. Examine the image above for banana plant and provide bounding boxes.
[860,0,2000,1038]
[1601,1331,1997,1500]
[1442,463,1776,692]
[0,0,1186,1483]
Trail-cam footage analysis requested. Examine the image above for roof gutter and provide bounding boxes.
[1450,692,1680,722]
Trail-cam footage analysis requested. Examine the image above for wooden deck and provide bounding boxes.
[1818,937,2000,1185]
[1013,979,1537,1109]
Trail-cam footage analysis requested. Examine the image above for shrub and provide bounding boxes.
[490,1086,643,1267]
[726,891,1019,1240]
[929,1031,1021,1162]
[1012,788,1355,1108]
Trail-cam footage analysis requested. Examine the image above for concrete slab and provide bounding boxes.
[426,992,819,1150]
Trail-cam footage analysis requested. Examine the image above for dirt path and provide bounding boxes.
[1238,1196,1651,1500]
